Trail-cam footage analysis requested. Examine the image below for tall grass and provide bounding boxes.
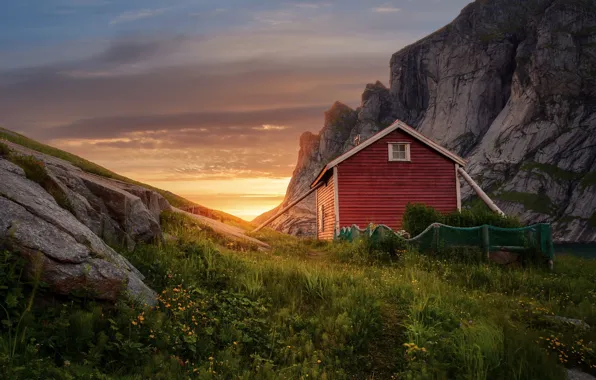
[1,212,595,378]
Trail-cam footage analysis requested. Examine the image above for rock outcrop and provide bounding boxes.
[0,141,172,304]
[255,0,596,243]
[5,141,171,249]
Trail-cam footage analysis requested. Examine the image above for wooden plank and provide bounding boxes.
[457,168,505,216]
[252,182,324,233]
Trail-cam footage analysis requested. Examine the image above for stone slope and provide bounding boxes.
[0,140,177,304]
[0,156,156,304]
[5,141,171,249]
[256,0,596,242]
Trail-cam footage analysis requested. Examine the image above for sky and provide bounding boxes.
[1,0,471,220]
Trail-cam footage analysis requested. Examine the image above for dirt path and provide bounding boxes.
[172,208,270,250]
[367,304,405,378]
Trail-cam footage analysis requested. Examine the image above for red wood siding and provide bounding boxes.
[337,129,457,231]
[316,174,336,240]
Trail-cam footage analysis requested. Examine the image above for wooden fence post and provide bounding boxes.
[482,225,490,260]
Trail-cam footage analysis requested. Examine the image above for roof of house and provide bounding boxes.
[310,119,466,188]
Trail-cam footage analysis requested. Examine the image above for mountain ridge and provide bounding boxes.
[255,0,596,242]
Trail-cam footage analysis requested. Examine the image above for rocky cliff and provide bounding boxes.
[0,140,172,304]
[254,0,596,243]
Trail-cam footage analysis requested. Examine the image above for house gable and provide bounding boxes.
[311,120,465,188]
[335,128,459,230]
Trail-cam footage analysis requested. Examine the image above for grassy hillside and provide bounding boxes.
[2,210,595,379]
[0,127,253,230]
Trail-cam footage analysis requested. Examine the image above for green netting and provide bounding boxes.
[336,223,555,261]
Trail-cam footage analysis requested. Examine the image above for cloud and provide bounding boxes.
[0,43,389,135]
[110,8,168,25]
[96,38,164,64]
[373,5,402,13]
[293,3,326,9]
[253,124,289,131]
[39,106,324,140]
[2,0,475,218]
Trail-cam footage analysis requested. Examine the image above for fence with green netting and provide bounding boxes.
[336,223,555,263]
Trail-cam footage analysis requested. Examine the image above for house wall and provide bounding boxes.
[337,129,457,231]
[316,174,336,240]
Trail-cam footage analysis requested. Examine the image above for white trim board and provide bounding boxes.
[315,184,319,239]
[388,142,411,162]
[333,166,340,234]
[455,163,462,211]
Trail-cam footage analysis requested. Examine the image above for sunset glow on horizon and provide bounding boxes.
[137,177,292,221]
[1,0,471,220]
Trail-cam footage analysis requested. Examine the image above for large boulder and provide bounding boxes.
[0,157,156,304]
[4,141,171,249]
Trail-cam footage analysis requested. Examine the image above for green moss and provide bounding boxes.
[10,154,49,184]
[557,215,579,224]
[589,213,596,228]
[521,161,581,182]
[478,31,505,43]
[580,172,596,189]
[9,154,74,213]
[573,26,596,38]
[496,191,554,215]
[0,141,10,157]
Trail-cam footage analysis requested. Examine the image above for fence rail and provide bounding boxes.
[336,223,555,265]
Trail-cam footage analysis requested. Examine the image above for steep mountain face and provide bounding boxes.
[254,0,596,242]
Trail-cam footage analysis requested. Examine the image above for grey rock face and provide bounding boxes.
[4,141,171,248]
[544,316,591,331]
[256,0,596,242]
[0,158,156,304]
[254,102,358,236]
[568,369,596,380]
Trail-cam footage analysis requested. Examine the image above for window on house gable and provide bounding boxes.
[388,143,411,161]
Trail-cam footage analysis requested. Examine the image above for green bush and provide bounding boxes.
[2,209,596,378]
[8,154,74,213]
[403,203,523,236]
[403,203,444,237]
[0,141,10,157]
[364,233,408,258]
[428,245,487,265]
[10,154,48,183]
[332,233,409,265]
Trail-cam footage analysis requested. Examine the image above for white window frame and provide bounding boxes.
[318,204,325,232]
[388,142,411,162]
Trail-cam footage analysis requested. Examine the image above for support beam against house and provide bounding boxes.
[457,167,505,216]
[252,182,324,233]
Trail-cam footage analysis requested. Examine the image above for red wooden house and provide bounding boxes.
[311,120,466,240]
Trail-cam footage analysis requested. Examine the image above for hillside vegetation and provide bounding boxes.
[0,128,253,230]
[2,211,595,379]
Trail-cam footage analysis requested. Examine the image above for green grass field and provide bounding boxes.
[2,211,595,379]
